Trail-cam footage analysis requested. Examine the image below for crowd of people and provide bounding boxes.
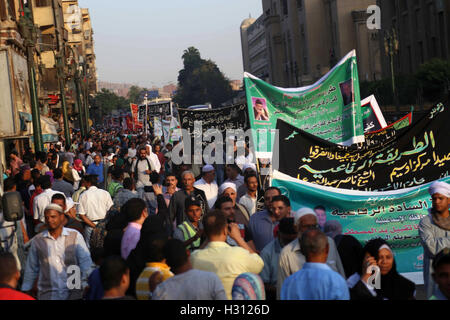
[0,127,449,301]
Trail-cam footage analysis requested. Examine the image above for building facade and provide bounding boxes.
[0,0,34,169]
[259,0,381,87]
[378,0,450,77]
[241,15,270,81]
[0,0,97,186]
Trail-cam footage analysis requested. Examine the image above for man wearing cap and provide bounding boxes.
[419,181,450,298]
[168,171,209,230]
[173,197,205,252]
[277,207,345,299]
[51,194,84,234]
[194,165,218,209]
[21,204,92,300]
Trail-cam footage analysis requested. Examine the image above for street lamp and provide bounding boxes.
[37,42,71,147]
[18,4,43,152]
[384,28,399,108]
[66,46,87,138]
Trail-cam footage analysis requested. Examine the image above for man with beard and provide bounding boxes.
[277,208,345,299]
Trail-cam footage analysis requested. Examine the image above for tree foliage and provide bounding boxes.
[174,47,235,108]
[416,58,450,102]
[127,85,143,104]
[92,88,130,113]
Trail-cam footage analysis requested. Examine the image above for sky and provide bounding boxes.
[77,0,263,88]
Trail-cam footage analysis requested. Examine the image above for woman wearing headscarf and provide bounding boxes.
[62,161,81,189]
[348,238,416,300]
[73,159,86,177]
[232,273,266,300]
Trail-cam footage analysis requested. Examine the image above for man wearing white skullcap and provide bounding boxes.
[293,208,317,227]
[194,165,219,208]
[276,206,345,299]
[21,203,92,300]
[219,182,237,195]
[419,180,450,299]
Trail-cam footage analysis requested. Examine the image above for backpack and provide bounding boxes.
[133,157,154,182]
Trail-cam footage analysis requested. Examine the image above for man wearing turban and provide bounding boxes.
[419,181,450,298]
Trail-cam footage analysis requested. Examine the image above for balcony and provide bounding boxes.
[40,51,55,68]
[33,6,54,28]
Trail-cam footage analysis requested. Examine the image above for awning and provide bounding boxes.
[30,115,59,143]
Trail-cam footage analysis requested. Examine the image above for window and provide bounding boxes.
[7,0,16,21]
[35,0,50,7]
[407,45,412,73]
[399,0,408,12]
[1,0,8,21]
[418,41,424,64]
[297,0,303,11]
[281,0,288,16]
[438,12,447,58]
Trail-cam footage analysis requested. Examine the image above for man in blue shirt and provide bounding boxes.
[86,155,104,186]
[248,187,282,252]
[260,217,297,300]
[281,229,349,300]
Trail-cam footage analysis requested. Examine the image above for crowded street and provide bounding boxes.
[0,0,449,307]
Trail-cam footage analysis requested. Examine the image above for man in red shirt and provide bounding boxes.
[0,252,35,300]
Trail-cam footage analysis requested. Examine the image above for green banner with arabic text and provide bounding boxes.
[272,170,450,278]
[244,50,364,158]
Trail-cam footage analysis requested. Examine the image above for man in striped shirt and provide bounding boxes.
[135,236,173,300]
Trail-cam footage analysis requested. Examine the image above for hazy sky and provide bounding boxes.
[78,0,263,88]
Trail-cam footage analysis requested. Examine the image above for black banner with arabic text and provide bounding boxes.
[178,104,250,155]
[276,101,450,191]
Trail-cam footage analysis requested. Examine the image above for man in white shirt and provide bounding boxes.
[277,208,345,299]
[131,146,159,195]
[33,175,65,226]
[78,174,113,248]
[194,165,218,209]
[146,144,161,173]
[128,142,137,159]
[22,204,92,300]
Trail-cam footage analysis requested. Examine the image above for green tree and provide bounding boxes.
[416,58,450,102]
[92,89,129,115]
[127,85,145,104]
[174,47,235,107]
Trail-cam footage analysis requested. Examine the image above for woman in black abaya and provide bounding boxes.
[348,238,416,300]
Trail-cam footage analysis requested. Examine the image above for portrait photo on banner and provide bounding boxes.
[339,79,354,106]
[252,97,270,122]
